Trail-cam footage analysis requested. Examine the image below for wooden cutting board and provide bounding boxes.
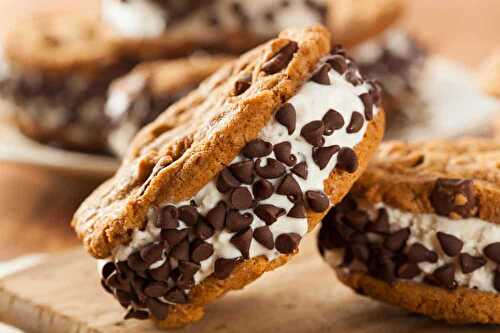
[1,235,499,333]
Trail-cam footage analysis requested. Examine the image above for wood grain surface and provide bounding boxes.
[0,0,499,261]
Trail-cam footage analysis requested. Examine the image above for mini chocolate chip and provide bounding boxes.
[336,147,358,173]
[124,307,149,320]
[371,256,396,284]
[288,202,306,218]
[484,242,500,263]
[253,226,275,249]
[140,242,164,265]
[275,103,296,135]
[207,201,227,231]
[216,168,241,193]
[231,228,253,258]
[430,178,478,219]
[243,139,273,158]
[313,145,340,170]
[326,55,348,74]
[291,162,308,179]
[384,228,410,252]
[144,281,169,298]
[359,93,374,121]
[407,243,438,263]
[432,263,457,290]
[191,240,214,263]
[252,179,274,201]
[101,262,116,279]
[226,210,253,232]
[274,142,297,166]
[229,187,254,210]
[369,80,383,106]
[305,190,329,212]
[397,262,421,279]
[229,160,254,184]
[345,70,363,86]
[311,64,331,85]
[146,298,169,320]
[255,158,286,179]
[161,229,188,247]
[196,219,215,240]
[276,233,301,254]
[178,205,199,226]
[301,121,325,147]
[165,288,188,304]
[115,290,132,308]
[346,112,364,134]
[214,258,239,279]
[436,232,463,257]
[366,208,390,234]
[234,74,252,95]
[262,41,299,74]
[352,243,370,262]
[127,252,149,273]
[149,261,171,282]
[344,210,369,232]
[459,253,486,274]
[171,240,190,261]
[178,261,200,278]
[254,204,286,225]
[106,272,129,292]
[276,174,302,199]
[335,221,356,242]
[323,109,344,134]
[155,205,179,229]
[175,271,194,290]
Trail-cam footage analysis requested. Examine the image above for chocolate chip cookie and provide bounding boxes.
[318,138,500,324]
[106,55,233,157]
[72,25,385,328]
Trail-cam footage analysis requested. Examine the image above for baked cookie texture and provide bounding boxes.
[72,25,385,328]
[480,48,500,98]
[106,55,233,157]
[318,138,500,324]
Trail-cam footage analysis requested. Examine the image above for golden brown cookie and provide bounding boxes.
[318,138,500,324]
[106,55,233,157]
[72,25,385,328]
[480,48,500,98]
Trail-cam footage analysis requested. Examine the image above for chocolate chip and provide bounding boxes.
[436,232,463,257]
[369,80,383,107]
[226,210,253,232]
[253,226,275,249]
[216,168,241,193]
[149,261,171,282]
[234,74,252,95]
[459,253,486,274]
[336,147,358,173]
[178,205,199,226]
[146,298,169,320]
[190,240,214,263]
[161,229,188,247]
[214,258,239,279]
[255,158,286,179]
[144,281,169,298]
[430,178,478,219]
[171,240,190,261]
[346,112,364,134]
[384,228,410,252]
[195,219,215,240]
[288,202,306,218]
[335,220,356,242]
[229,187,254,210]
[291,162,308,179]
[124,307,149,320]
[276,174,302,199]
[344,210,369,232]
[407,243,438,263]
[371,256,396,284]
[101,262,116,279]
[140,242,164,265]
[366,208,390,234]
[326,55,348,74]
[276,233,301,254]
[313,145,340,170]
[155,205,179,229]
[397,262,421,279]
[311,64,331,85]
[115,290,132,308]
[495,269,500,292]
[127,252,149,273]
[274,142,296,166]
[106,271,129,292]
[432,263,457,290]
[252,179,274,201]
[262,41,299,74]
[275,103,296,135]
[165,288,187,304]
[359,93,374,121]
[352,243,370,262]
[305,190,329,212]
[231,228,253,258]
[301,121,325,147]
[243,139,273,158]
[254,204,286,225]
[484,242,500,263]
[323,109,344,135]
[229,160,254,184]
[206,201,227,231]
[345,70,363,86]
[178,261,200,278]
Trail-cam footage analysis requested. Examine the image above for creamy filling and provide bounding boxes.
[321,202,500,293]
